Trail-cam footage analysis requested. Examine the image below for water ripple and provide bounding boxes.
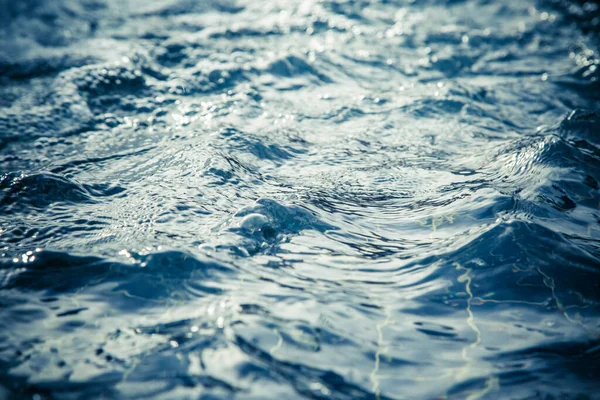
[1,0,600,398]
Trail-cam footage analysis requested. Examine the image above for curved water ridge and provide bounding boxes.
[1,0,600,398]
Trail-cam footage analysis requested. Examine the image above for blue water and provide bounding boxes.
[1,0,600,398]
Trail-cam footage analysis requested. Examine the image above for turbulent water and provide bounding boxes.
[1,0,600,398]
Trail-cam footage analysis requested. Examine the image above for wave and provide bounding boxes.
[0,172,125,211]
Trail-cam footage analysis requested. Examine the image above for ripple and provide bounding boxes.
[0,172,125,211]
[1,0,600,398]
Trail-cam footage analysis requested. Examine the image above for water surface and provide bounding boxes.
[1,0,600,398]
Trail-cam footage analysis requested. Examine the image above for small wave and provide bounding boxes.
[2,249,235,300]
[209,198,336,256]
[559,109,600,147]
[0,172,125,211]
[265,54,333,83]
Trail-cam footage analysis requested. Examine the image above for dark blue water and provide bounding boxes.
[1,0,600,398]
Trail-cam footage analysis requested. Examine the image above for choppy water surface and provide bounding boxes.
[1,0,600,398]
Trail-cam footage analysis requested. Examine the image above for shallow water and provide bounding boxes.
[1,0,600,398]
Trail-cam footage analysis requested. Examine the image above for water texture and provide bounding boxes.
[1,0,600,398]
